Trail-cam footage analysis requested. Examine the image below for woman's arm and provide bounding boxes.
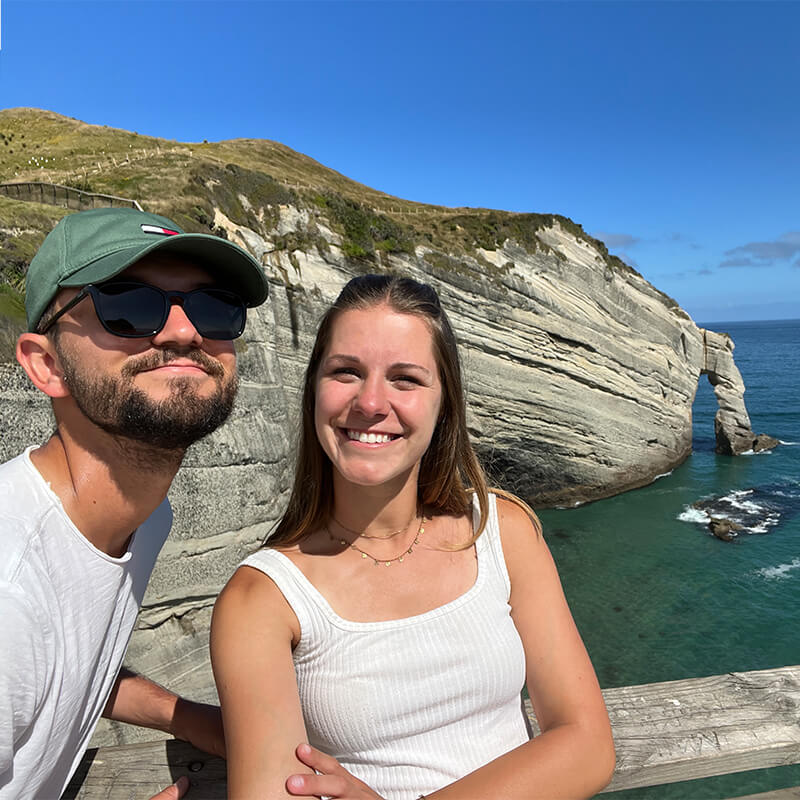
[211,564,314,799]
[441,495,615,797]
[289,497,615,800]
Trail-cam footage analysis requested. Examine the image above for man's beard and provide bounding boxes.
[56,344,238,451]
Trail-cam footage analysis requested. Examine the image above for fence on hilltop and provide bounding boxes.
[0,181,143,212]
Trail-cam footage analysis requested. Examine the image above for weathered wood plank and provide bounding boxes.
[63,666,800,798]
[600,665,800,792]
[62,740,226,800]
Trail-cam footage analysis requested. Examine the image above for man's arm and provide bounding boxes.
[103,668,225,759]
[0,592,40,786]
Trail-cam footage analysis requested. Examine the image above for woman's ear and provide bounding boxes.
[16,333,71,399]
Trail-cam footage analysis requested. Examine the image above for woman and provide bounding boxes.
[211,275,615,799]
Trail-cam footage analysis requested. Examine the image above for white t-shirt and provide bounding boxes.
[0,447,172,800]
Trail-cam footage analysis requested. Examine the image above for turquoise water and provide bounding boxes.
[541,319,800,799]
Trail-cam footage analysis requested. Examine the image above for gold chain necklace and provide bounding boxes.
[331,514,416,541]
[327,515,426,566]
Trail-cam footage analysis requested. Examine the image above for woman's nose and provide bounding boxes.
[353,376,388,416]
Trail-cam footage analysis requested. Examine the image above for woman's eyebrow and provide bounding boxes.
[392,362,433,379]
[324,354,360,365]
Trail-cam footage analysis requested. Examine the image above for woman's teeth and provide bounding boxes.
[346,430,396,444]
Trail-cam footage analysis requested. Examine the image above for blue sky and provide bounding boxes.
[1,0,798,323]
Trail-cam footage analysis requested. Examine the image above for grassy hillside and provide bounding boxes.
[0,107,633,258]
[0,106,651,352]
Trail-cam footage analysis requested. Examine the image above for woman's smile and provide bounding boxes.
[343,428,401,445]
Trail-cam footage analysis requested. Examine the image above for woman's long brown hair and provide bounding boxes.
[266,274,501,549]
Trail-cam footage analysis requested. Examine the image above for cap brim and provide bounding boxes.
[60,233,268,307]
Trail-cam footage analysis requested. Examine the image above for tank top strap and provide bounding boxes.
[240,548,328,653]
[472,492,512,600]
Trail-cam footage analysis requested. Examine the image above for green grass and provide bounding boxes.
[316,193,415,258]
[0,196,69,291]
[0,284,25,316]
[0,285,26,363]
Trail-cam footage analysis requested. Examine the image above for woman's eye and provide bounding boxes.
[393,375,420,388]
[332,367,360,380]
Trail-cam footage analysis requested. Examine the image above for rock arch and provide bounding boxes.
[699,329,777,454]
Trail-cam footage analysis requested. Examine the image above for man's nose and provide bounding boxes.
[151,301,203,348]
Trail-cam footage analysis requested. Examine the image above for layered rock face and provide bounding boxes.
[223,210,711,507]
[0,166,761,745]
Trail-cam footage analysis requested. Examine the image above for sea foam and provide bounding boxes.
[755,558,800,580]
[678,506,710,525]
[679,487,782,534]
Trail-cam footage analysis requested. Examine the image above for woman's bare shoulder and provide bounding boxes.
[214,557,302,644]
[492,489,543,541]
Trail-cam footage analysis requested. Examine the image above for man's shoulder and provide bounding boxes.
[0,449,53,585]
[0,580,44,645]
[0,574,49,683]
[0,448,47,503]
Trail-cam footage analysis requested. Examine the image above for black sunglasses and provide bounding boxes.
[38,281,247,340]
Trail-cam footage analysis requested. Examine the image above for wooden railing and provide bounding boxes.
[0,181,142,212]
[63,665,800,799]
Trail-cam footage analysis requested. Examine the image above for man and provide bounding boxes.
[0,207,269,799]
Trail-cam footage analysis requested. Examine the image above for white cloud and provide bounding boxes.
[722,231,800,267]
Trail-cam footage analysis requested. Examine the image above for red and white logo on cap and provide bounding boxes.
[141,224,179,236]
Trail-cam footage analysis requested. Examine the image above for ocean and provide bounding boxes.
[540,318,800,799]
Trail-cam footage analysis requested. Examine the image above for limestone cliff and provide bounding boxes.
[0,109,766,744]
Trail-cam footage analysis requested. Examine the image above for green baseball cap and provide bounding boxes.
[26,207,269,332]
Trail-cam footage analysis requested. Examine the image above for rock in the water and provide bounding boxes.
[688,489,781,537]
[753,434,780,452]
[708,517,742,541]
[700,330,757,455]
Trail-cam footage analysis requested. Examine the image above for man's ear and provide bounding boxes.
[16,333,71,399]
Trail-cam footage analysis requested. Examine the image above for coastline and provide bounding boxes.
[544,318,800,798]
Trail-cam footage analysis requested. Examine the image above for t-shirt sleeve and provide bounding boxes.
[0,586,45,779]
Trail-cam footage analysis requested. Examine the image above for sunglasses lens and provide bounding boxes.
[92,283,246,339]
[184,289,246,339]
[94,283,165,336]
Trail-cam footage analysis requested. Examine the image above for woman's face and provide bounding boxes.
[314,304,443,492]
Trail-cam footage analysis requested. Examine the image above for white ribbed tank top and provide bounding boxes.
[241,493,531,800]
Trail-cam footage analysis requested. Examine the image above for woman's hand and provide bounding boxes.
[286,744,386,799]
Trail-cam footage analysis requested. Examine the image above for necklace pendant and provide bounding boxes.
[329,513,425,568]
